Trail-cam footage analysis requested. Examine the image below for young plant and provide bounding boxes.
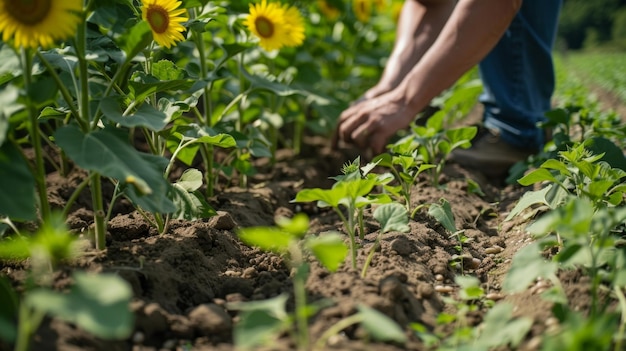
[372,141,435,215]
[293,158,393,269]
[413,276,532,351]
[507,140,626,222]
[234,213,347,350]
[397,112,477,187]
[503,195,626,350]
[0,214,133,351]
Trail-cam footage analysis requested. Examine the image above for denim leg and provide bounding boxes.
[478,0,562,151]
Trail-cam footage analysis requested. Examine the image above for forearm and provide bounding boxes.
[366,0,455,98]
[398,0,522,114]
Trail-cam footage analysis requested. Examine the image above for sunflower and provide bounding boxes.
[352,0,371,23]
[317,0,341,21]
[391,1,403,23]
[244,0,290,51]
[141,0,188,49]
[0,0,83,50]
[373,0,387,13]
[281,4,305,47]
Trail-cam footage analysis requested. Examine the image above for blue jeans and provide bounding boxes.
[478,0,562,151]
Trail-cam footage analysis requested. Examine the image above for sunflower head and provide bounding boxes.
[141,0,189,49]
[281,4,305,47]
[0,0,83,49]
[244,0,305,51]
[352,0,371,23]
[317,0,341,21]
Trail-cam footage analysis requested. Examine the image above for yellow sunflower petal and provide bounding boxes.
[281,5,305,47]
[244,0,292,52]
[353,0,371,23]
[0,0,83,49]
[141,0,189,49]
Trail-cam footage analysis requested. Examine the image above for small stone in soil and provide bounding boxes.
[188,303,232,335]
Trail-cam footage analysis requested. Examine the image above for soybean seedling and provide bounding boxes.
[235,213,347,350]
[0,214,133,351]
[373,140,435,216]
[293,158,393,269]
[400,112,477,187]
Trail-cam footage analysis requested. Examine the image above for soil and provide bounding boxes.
[0,133,582,351]
[4,86,624,350]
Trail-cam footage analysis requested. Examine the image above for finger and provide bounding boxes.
[350,124,371,149]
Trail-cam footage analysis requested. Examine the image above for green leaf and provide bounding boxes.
[294,188,343,208]
[0,277,18,342]
[276,213,309,238]
[128,72,195,103]
[517,168,559,186]
[446,126,477,151]
[0,142,36,221]
[100,96,169,131]
[230,294,289,349]
[170,187,216,221]
[55,125,176,214]
[242,68,303,97]
[238,227,293,254]
[357,305,407,343]
[152,60,185,81]
[455,275,483,300]
[505,185,566,221]
[587,179,614,199]
[503,241,558,293]
[541,158,571,176]
[175,169,203,192]
[26,272,133,339]
[428,198,456,233]
[474,303,533,349]
[373,203,410,234]
[307,232,348,272]
[119,20,152,60]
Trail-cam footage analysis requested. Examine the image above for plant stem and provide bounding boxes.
[335,209,357,269]
[35,52,83,128]
[21,48,51,222]
[15,304,45,351]
[191,15,217,197]
[289,243,309,350]
[361,237,380,278]
[614,285,626,351]
[61,176,91,218]
[313,313,363,351]
[74,17,91,132]
[90,172,106,250]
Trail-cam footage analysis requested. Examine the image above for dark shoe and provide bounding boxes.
[450,127,536,178]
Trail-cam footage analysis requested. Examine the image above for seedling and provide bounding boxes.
[413,276,532,351]
[395,111,477,187]
[0,214,133,351]
[293,158,393,269]
[235,213,347,350]
[373,142,435,215]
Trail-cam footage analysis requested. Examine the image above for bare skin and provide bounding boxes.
[336,0,522,154]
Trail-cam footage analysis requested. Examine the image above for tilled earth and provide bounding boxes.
[1,136,590,351]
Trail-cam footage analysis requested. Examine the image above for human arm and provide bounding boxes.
[338,0,522,154]
[363,0,455,99]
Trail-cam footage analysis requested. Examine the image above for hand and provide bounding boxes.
[336,91,418,155]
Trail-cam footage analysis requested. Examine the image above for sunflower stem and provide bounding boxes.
[21,48,51,222]
[35,51,83,129]
[74,13,91,132]
[90,172,107,250]
[75,13,108,250]
[192,9,216,197]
